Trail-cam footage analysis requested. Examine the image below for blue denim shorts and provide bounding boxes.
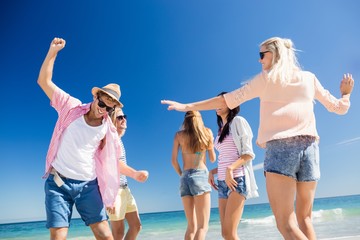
[217,176,247,199]
[45,174,107,228]
[180,169,211,197]
[264,135,320,182]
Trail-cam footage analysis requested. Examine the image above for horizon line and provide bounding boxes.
[1,193,359,225]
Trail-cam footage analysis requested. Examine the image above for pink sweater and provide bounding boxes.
[224,71,351,148]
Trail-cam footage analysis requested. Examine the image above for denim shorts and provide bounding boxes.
[45,174,107,228]
[264,135,320,182]
[217,176,247,199]
[180,169,211,197]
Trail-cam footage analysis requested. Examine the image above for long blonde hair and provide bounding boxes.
[181,111,213,153]
[261,37,301,85]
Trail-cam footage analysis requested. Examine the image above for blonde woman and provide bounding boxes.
[162,37,354,239]
[171,111,216,240]
[107,108,149,240]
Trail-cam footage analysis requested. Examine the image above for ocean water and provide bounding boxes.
[1,195,360,240]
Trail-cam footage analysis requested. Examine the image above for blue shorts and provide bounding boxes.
[264,135,320,182]
[217,176,247,199]
[45,174,107,228]
[180,169,211,197]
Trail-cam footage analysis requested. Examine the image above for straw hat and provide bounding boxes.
[91,83,123,107]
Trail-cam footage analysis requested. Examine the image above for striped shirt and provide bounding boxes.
[215,133,245,180]
[119,139,127,186]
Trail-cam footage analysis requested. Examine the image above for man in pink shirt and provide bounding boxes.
[162,37,354,239]
[37,37,122,240]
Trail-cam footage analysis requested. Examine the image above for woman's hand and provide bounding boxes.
[225,168,237,191]
[208,170,218,190]
[340,73,354,96]
[106,206,115,215]
[161,100,187,112]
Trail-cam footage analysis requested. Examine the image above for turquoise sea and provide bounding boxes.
[1,194,360,240]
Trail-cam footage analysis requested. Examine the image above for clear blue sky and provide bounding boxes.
[0,0,359,224]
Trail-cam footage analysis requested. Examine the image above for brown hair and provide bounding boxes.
[97,92,119,106]
[181,111,213,153]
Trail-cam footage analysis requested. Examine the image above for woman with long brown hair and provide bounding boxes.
[171,111,216,240]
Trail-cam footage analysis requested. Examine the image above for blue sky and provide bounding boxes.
[0,0,359,224]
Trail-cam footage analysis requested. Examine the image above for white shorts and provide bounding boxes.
[107,187,138,221]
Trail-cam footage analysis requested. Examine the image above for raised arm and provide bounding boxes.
[315,73,354,115]
[37,37,66,100]
[161,95,227,112]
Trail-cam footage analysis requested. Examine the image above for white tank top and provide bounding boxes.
[52,115,107,181]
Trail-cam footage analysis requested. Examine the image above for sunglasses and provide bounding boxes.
[116,115,127,121]
[97,97,115,113]
[259,51,270,60]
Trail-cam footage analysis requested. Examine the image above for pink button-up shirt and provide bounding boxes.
[43,86,121,207]
[224,71,351,148]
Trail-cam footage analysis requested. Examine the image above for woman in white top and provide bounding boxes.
[208,92,257,240]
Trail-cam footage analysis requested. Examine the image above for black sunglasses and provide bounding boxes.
[259,51,270,60]
[97,97,115,113]
[116,115,127,121]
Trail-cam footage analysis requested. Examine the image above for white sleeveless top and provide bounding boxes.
[52,115,107,181]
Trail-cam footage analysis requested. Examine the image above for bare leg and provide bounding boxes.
[218,198,227,239]
[296,181,317,240]
[193,192,211,240]
[221,192,245,240]
[50,227,68,240]
[182,196,196,240]
[110,219,125,240]
[124,211,142,240]
[266,172,307,240]
[90,220,114,240]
